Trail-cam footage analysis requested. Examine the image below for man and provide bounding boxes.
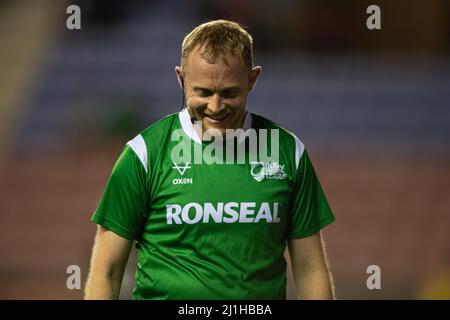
[85,20,336,300]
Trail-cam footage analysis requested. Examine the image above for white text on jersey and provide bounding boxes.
[166,202,280,224]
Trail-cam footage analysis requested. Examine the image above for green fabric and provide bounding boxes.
[91,111,335,299]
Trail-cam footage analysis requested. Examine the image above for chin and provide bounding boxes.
[203,124,227,135]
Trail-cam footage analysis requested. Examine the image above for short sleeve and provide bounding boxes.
[91,144,149,240]
[287,150,335,239]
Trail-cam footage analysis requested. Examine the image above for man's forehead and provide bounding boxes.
[192,83,241,91]
[185,46,246,72]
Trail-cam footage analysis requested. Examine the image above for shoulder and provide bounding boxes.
[139,112,179,143]
[250,112,305,168]
[125,112,179,173]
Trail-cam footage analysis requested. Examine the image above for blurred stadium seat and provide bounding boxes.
[0,0,448,299]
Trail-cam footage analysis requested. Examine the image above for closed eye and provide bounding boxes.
[194,88,213,97]
[221,89,239,99]
[192,86,240,98]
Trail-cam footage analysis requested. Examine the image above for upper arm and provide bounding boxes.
[287,232,328,273]
[91,140,149,240]
[90,225,133,280]
[287,149,335,239]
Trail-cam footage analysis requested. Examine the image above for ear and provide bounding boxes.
[247,66,262,92]
[175,66,184,89]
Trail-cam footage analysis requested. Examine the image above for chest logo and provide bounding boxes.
[250,161,287,182]
[172,162,191,175]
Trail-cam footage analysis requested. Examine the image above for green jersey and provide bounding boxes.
[91,108,335,299]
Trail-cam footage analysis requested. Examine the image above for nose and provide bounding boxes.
[208,93,224,114]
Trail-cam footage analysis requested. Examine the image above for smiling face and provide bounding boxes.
[176,46,261,135]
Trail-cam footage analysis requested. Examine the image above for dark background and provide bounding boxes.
[0,0,449,299]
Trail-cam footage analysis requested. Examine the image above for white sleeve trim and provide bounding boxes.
[126,134,148,173]
[289,131,305,170]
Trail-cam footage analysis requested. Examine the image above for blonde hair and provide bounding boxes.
[181,19,254,70]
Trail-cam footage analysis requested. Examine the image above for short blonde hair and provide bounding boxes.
[181,20,254,70]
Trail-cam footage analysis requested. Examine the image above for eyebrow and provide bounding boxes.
[192,85,240,92]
